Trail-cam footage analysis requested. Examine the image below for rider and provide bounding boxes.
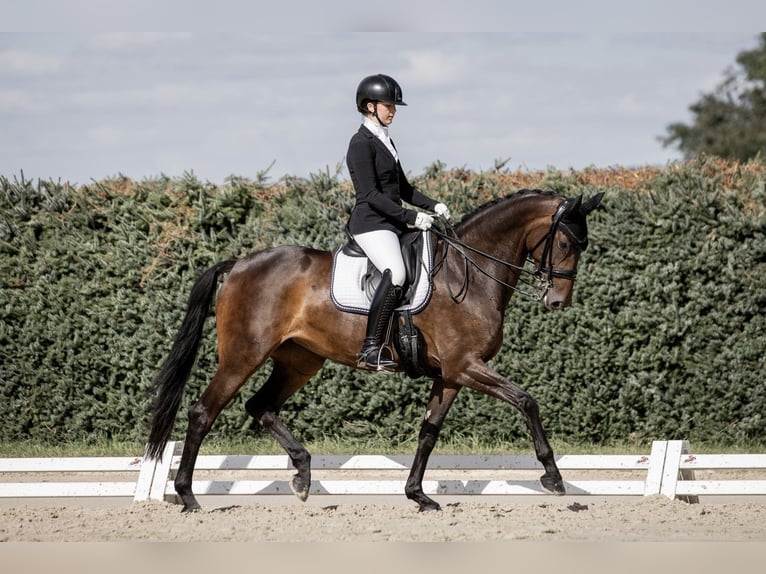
[346,73,451,371]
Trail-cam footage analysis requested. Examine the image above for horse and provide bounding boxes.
[145,188,604,512]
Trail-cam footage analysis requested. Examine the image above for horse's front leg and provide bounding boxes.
[405,378,461,511]
[461,360,565,495]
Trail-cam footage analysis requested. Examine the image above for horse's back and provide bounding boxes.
[225,244,330,283]
[215,244,333,321]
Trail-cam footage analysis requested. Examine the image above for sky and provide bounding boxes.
[2,4,765,185]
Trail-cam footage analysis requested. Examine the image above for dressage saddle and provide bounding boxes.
[341,228,425,305]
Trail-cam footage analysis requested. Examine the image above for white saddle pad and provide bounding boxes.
[330,231,434,315]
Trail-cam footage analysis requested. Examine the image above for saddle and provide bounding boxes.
[341,229,425,304]
[331,229,437,379]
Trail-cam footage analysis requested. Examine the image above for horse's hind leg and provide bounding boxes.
[245,343,325,502]
[174,364,255,512]
[405,378,461,511]
[176,365,262,511]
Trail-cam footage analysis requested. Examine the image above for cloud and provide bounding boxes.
[87,125,161,147]
[0,89,48,112]
[90,32,192,51]
[0,49,60,76]
[69,81,244,111]
[1,31,761,184]
[401,49,467,87]
[615,93,648,117]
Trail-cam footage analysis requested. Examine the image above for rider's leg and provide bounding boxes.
[352,230,405,370]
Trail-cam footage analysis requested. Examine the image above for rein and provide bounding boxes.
[430,200,576,303]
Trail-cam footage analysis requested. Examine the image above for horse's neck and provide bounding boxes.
[452,196,553,299]
[458,198,540,264]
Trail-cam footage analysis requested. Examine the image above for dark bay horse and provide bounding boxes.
[146,189,603,512]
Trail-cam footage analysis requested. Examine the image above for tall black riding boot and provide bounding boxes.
[357,269,403,371]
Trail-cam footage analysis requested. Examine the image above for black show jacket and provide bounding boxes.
[346,125,437,235]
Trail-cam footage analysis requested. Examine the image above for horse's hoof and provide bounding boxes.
[540,473,566,495]
[290,476,310,502]
[417,500,442,512]
[181,500,202,513]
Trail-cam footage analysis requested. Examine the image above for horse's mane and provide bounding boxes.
[455,188,560,231]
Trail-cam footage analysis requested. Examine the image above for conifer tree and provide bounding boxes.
[661,33,766,161]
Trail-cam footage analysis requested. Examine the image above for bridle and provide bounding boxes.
[531,199,580,283]
[430,200,580,303]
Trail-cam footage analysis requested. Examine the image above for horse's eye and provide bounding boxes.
[557,239,570,252]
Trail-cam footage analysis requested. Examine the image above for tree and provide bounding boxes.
[660,33,766,162]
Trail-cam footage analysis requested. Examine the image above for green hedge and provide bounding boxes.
[1,157,764,447]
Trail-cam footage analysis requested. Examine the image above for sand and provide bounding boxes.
[2,494,765,542]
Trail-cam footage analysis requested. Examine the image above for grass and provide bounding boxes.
[1,434,764,458]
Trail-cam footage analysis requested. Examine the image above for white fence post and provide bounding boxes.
[658,439,699,502]
[676,439,699,503]
[659,440,684,499]
[133,441,179,502]
[643,440,668,496]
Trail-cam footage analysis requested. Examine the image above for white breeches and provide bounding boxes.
[352,230,406,287]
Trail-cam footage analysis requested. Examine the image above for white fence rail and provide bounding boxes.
[1,440,765,504]
[0,455,144,498]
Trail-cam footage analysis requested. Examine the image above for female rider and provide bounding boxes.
[346,73,450,371]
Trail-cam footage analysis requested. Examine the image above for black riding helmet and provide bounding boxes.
[356,74,407,113]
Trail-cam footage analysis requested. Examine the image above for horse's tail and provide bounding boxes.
[145,259,237,460]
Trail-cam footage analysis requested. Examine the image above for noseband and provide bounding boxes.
[431,199,581,303]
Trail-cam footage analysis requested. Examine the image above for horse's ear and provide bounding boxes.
[580,192,604,216]
[565,195,583,214]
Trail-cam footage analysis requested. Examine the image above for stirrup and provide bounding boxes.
[357,346,398,371]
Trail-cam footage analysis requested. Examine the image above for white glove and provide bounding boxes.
[434,203,451,220]
[413,212,434,231]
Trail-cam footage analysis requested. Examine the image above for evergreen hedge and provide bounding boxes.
[1,156,764,447]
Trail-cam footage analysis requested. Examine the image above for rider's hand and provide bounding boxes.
[434,203,451,221]
[412,212,434,231]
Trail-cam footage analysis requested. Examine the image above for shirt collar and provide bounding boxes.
[363,117,389,139]
[362,117,398,161]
